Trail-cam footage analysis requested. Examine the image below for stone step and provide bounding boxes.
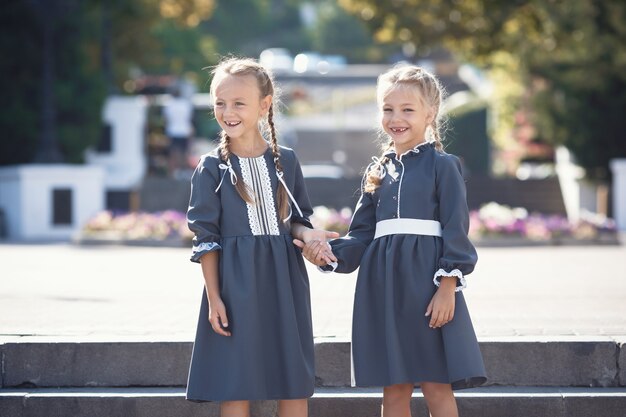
[1,337,624,389]
[1,387,626,417]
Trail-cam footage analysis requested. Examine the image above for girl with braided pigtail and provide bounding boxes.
[186,57,338,417]
[297,65,486,417]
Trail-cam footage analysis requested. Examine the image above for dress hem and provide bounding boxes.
[354,375,487,391]
[185,389,314,403]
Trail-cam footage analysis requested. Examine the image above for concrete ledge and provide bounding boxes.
[314,339,351,387]
[2,387,626,417]
[2,339,624,388]
[1,342,193,388]
[618,338,626,386]
[564,396,626,417]
[481,340,619,387]
[0,392,22,417]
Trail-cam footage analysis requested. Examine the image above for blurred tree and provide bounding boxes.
[0,1,42,165]
[198,0,310,58]
[308,0,392,62]
[339,0,626,178]
[86,0,217,88]
[0,0,105,165]
[0,0,217,165]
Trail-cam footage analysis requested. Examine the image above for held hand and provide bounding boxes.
[294,228,339,265]
[425,276,457,329]
[294,239,336,266]
[208,297,231,336]
[301,228,340,244]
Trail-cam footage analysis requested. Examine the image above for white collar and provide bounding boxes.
[384,141,433,160]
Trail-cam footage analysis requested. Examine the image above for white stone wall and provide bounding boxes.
[610,159,626,231]
[0,165,105,240]
[86,95,148,190]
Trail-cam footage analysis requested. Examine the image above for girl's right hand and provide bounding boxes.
[208,297,231,336]
[425,277,457,328]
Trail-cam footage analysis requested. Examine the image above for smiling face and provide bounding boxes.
[380,84,434,155]
[212,74,272,144]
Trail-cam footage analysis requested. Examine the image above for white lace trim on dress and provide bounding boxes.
[433,268,467,292]
[239,155,280,236]
[192,241,220,253]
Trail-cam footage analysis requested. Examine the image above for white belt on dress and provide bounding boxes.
[374,218,442,239]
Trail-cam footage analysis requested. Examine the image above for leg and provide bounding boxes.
[420,382,458,417]
[220,400,250,417]
[382,383,413,417]
[278,398,308,417]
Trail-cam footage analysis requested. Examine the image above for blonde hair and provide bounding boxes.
[209,57,289,221]
[364,64,445,193]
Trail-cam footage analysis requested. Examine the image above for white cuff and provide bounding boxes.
[193,241,220,253]
[191,241,221,263]
[433,268,466,292]
[317,261,338,273]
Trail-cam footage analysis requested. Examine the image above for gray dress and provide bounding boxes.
[328,141,487,389]
[186,146,315,402]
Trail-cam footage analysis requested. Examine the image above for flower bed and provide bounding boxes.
[468,202,618,246]
[310,206,353,235]
[77,203,619,247]
[77,210,193,246]
[309,202,619,246]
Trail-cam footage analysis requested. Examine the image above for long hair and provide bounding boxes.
[364,65,446,193]
[209,57,290,220]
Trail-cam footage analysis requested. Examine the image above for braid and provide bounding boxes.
[364,140,393,193]
[268,105,290,220]
[218,131,230,161]
[210,57,289,210]
[219,132,255,203]
[431,119,443,152]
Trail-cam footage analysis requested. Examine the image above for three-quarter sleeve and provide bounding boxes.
[289,155,314,229]
[325,186,377,274]
[187,156,222,263]
[434,154,478,291]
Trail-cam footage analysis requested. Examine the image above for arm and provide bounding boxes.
[288,151,339,262]
[302,184,377,273]
[188,156,222,263]
[288,152,314,229]
[199,251,230,337]
[433,154,478,291]
[187,156,230,336]
[426,154,477,328]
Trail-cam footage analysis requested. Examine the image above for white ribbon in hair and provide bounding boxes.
[276,170,303,222]
[371,156,387,179]
[215,161,237,192]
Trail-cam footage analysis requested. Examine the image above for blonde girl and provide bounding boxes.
[297,64,486,417]
[186,57,337,417]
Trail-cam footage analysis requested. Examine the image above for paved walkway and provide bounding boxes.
[1,242,626,341]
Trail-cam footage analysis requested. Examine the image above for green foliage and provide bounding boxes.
[198,0,310,58]
[339,0,626,178]
[0,0,218,166]
[0,2,41,165]
[526,1,626,179]
[85,0,217,81]
[309,1,390,62]
[0,1,105,165]
[151,19,218,74]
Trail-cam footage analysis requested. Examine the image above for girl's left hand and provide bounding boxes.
[293,228,339,265]
[295,239,335,266]
[425,276,457,328]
